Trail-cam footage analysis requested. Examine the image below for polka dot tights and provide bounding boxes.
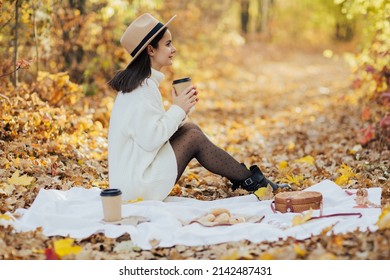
[169,122,252,183]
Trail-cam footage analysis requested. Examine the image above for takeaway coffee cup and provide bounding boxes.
[100,189,122,222]
[172,77,192,95]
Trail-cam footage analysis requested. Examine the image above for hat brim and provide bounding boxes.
[127,15,176,66]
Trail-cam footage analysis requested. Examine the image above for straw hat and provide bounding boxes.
[120,13,176,64]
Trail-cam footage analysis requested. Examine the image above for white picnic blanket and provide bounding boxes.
[4,180,382,250]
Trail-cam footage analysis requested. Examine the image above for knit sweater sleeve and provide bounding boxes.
[129,90,186,152]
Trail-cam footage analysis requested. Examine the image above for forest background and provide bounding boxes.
[0,0,389,260]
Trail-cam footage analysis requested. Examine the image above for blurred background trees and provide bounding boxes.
[0,0,389,142]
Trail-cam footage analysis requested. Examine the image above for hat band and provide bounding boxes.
[130,22,164,57]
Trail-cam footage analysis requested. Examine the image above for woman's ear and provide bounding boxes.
[147,45,155,56]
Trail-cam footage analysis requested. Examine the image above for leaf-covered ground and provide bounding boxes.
[0,44,389,260]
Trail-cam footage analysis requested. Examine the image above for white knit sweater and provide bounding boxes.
[108,68,186,201]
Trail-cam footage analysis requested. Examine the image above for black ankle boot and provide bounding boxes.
[230,163,248,190]
[236,165,291,192]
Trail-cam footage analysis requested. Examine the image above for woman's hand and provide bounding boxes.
[172,85,198,114]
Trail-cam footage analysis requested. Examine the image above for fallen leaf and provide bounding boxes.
[0,214,15,221]
[320,223,337,235]
[358,125,375,145]
[335,164,357,186]
[0,183,15,196]
[292,209,313,226]
[278,161,288,170]
[53,238,82,258]
[377,204,390,230]
[254,185,274,200]
[169,184,182,196]
[149,239,161,248]
[293,244,307,257]
[280,174,304,186]
[379,114,390,128]
[187,172,199,181]
[127,197,143,203]
[221,248,253,260]
[335,174,350,186]
[348,144,362,155]
[288,141,295,151]
[44,248,59,260]
[7,171,34,186]
[295,155,315,165]
[361,106,371,121]
[113,241,141,253]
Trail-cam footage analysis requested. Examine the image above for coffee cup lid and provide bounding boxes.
[100,189,122,197]
[172,77,191,84]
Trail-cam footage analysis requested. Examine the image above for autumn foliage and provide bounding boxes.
[0,0,389,260]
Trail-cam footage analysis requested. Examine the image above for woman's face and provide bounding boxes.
[148,30,176,70]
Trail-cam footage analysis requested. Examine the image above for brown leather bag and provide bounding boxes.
[271,190,363,221]
[272,191,323,213]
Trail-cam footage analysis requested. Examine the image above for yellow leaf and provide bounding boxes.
[278,161,288,170]
[127,197,143,203]
[335,164,357,186]
[221,250,240,260]
[169,184,182,196]
[292,209,313,226]
[258,253,275,260]
[7,171,34,186]
[320,224,336,235]
[377,204,390,230]
[295,155,315,165]
[293,244,307,257]
[187,172,199,181]
[288,141,295,151]
[337,164,355,176]
[280,174,304,186]
[0,214,15,221]
[53,238,82,258]
[0,183,15,196]
[254,185,274,200]
[335,174,349,186]
[331,235,345,247]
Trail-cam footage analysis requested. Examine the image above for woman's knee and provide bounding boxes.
[181,122,201,132]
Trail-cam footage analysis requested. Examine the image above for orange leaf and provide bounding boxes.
[361,107,371,121]
[358,125,375,145]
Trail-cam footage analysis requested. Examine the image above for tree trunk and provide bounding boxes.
[33,2,39,80]
[261,0,269,35]
[241,0,250,34]
[13,0,20,87]
[62,0,86,83]
[256,0,273,35]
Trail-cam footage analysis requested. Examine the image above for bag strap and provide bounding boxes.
[309,212,362,220]
[271,200,277,213]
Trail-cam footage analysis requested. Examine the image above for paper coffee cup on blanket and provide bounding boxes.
[172,77,192,95]
[100,189,122,222]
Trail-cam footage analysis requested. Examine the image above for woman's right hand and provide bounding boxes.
[172,85,198,114]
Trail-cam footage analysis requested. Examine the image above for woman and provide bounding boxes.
[107,13,290,201]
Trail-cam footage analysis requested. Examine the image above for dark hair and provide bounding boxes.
[108,27,167,93]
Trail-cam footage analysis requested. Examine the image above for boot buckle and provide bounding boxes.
[244,178,254,186]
